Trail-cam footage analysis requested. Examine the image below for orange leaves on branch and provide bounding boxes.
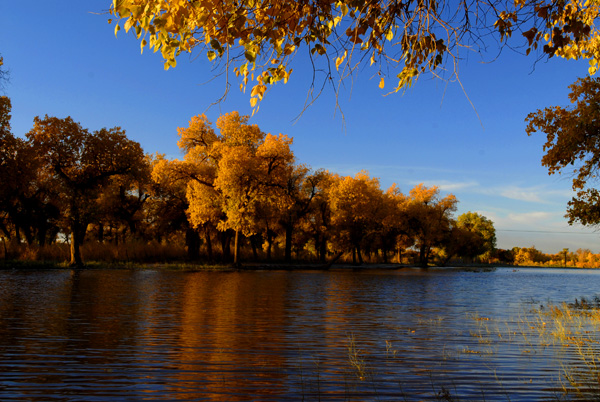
[526,76,600,226]
[109,0,600,109]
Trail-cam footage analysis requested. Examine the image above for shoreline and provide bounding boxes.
[0,260,595,272]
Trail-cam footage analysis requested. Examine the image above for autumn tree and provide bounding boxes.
[215,131,296,264]
[94,156,152,244]
[329,171,385,264]
[176,114,229,260]
[405,183,457,267]
[177,112,296,264]
[0,97,61,247]
[0,96,18,240]
[455,211,496,262]
[268,164,322,263]
[27,116,146,267]
[379,184,410,264]
[109,0,598,109]
[526,77,600,227]
[303,170,336,264]
[150,154,211,260]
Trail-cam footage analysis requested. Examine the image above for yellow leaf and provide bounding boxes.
[335,50,347,71]
[250,97,258,107]
[379,76,385,89]
[386,29,394,41]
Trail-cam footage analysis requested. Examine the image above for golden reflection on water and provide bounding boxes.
[0,268,600,401]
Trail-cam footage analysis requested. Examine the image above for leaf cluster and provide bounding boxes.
[526,76,600,226]
[109,0,599,111]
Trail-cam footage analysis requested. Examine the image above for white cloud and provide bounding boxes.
[499,187,545,203]
[475,184,574,204]
[506,211,556,224]
[408,180,479,192]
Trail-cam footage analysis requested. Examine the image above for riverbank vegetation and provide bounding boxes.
[4,94,600,269]
[0,74,593,269]
[1,89,504,268]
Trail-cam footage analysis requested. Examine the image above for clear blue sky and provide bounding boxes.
[1,1,598,253]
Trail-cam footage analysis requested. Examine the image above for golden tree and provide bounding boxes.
[380,183,410,263]
[329,170,386,264]
[109,0,599,109]
[176,111,296,264]
[405,183,457,267]
[151,154,213,259]
[214,131,296,264]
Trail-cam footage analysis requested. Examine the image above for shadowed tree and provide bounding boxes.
[27,116,146,267]
[153,155,219,260]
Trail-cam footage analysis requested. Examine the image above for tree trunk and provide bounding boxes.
[284,224,293,263]
[319,236,327,264]
[204,226,213,262]
[233,230,241,266]
[419,245,429,268]
[221,230,232,262]
[251,235,258,260]
[266,230,273,261]
[186,228,200,260]
[69,222,84,268]
[357,245,364,265]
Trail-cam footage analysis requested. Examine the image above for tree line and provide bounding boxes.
[0,97,497,267]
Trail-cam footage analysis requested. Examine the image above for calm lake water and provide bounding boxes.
[1,267,599,401]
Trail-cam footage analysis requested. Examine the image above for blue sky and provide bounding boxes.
[1,1,598,253]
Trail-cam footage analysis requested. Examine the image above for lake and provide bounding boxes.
[0,267,599,401]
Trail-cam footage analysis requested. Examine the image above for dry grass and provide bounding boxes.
[1,240,189,265]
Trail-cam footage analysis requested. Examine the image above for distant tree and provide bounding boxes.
[440,226,485,266]
[526,77,600,227]
[110,0,600,110]
[513,246,550,265]
[495,248,515,264]
[380,184,410,264]
[405,184,457,267]
[303,170,336,264]
[329,171,385,265]
[455,211,497,262]
[26,116,146,267]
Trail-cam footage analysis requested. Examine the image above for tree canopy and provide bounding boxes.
[26,115,146,266]
[526,76,600,227]
[110,0,599,110]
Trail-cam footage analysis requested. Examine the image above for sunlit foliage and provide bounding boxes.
[1,101,507,267]
[405,183,458,267]
[527,77,600,227]
[109,0,599,110]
